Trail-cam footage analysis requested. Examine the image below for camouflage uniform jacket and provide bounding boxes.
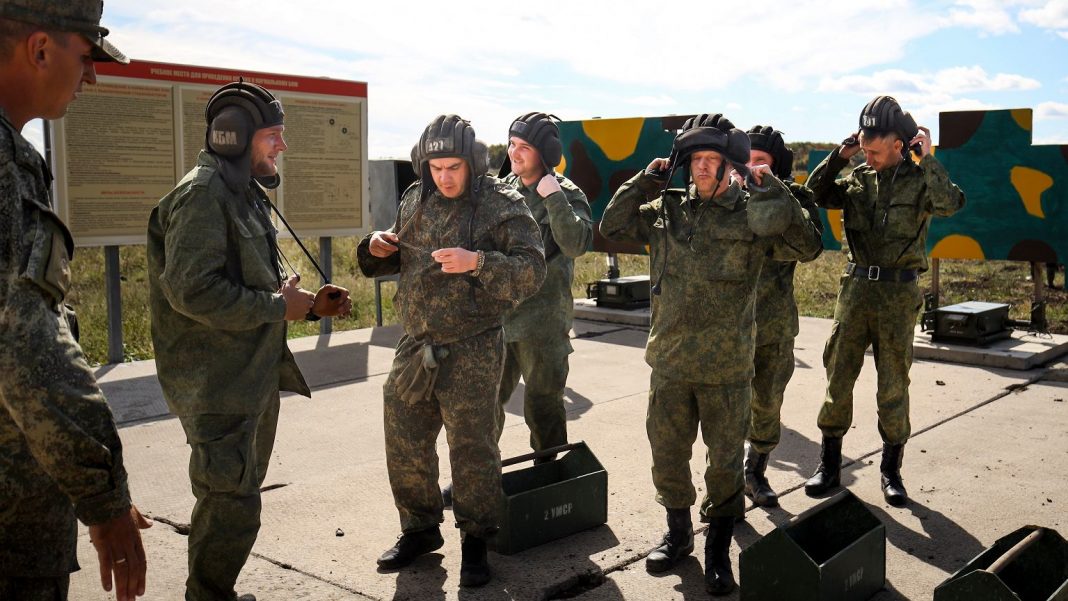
[147,151,310,417]
[357,177,545,345]
[0,108,131,577]
[809,148,966,272]
[600,172,823,385]
[501,172,592,342]
[754,182,824,345]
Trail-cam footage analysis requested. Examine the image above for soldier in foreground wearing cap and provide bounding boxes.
[147,81,351,600]
[0,2,152,600]
[743,126,824,509]
[804,96,965,507]
[359,115,544,587]
[497,113,591,456]
[600,114,823,595]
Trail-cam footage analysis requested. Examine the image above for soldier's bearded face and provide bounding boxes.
[429,157,470,199]
[40,32,96,120]
[859,132,903,173]
[748,150,775,171]
[507,136,544,184]
[690,150,728,199]
[250,125,287,177]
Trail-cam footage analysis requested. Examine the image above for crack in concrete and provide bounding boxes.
[248,551,380,600]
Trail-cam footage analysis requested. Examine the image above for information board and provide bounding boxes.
[50,60,368,246]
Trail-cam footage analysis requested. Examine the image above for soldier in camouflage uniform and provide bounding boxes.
[0,2,151,600]
[804,96,965,507]
[600,114,823,595]
[498,113,592,454]
[148,82,350,601]
[743,126,824,509]
[358,114,544,587]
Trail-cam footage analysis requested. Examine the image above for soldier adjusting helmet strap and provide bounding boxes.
[746,125,794,181]
[859,95,918,147]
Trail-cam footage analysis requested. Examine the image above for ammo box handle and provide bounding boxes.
[986,528,1043,574]
[501,442,586,468]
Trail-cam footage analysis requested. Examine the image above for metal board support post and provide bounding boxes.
[319,237,332,335]
[931,258,941,304]
[104,246,123,364]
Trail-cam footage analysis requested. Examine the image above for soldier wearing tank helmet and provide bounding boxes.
[600,113,823,595]
[742,126,824,509]
[0,1,151,599]
[147,81,351,600]
[358,114,544,587]
[498,113,592,457]
[804,96,965,507]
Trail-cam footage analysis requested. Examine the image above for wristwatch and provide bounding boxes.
[469,250,485,277]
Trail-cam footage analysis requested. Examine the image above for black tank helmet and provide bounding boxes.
[411,114,489,201]
[859,95,918,144]
[746,125,794,181]
[662,113,750,193]
[507,112,562,173]
[204,81,285,191]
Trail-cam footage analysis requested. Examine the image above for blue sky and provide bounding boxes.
[29,0,1068,157]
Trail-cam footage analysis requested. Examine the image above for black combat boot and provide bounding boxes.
[459,534,491,587]
[376,526,444,569]
[704,516,737,596]
[645,507,694,573]
[744,444,778,508]
[880,442,908,507]
[805,436,843,496]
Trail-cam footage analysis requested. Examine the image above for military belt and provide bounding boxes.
[845,262,918,283]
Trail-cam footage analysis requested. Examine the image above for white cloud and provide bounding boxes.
[943,0,1022,35]
[818,66,1040,106]
[1019,0,1068,28]
[1036,101,1068,118]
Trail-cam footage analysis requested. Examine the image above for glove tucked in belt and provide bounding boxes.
[845,262,918,282]
[393,340,450,404]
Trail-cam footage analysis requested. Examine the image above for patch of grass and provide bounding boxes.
[67,240,1065,366]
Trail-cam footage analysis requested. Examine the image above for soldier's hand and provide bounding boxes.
[312,284,352,318]
[280,275,314,321]
[910,126,932,158]
[748,164,772,187]
[88,504,152,601]
[369,231,399,257]
[536,173,562,198]
[431,247,479,274]
[644,157,670,181]
[840,130,862,160]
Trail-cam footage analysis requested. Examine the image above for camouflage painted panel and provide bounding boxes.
[565,109,1068,262]
[558,116,692,254]
[802,108,1068,263]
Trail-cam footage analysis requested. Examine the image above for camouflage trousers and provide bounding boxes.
[647,372,750,520]
[178,392,279,601]
[819,276,923,445]
[0,575,69,600]
[748,340,796,455]
[384,329,505,538]
[495,334,572,452]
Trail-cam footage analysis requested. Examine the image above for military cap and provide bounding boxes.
[0,0,128,63]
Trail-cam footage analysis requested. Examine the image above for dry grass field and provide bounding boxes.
[67,240,1066,366]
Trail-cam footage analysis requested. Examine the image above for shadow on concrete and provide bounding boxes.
[766,424,822,480]
[500,385,596,425]
[868,498,985,576]
[390,553,448,601]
